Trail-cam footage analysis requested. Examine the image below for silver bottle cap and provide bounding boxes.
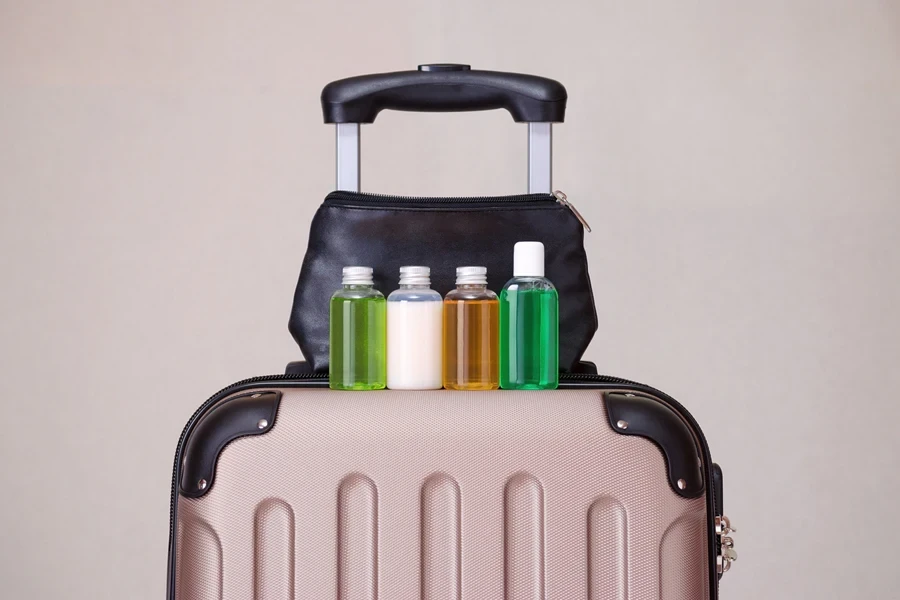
[455,266,487,285]
[399,265,430,286]
[342,266,374,285]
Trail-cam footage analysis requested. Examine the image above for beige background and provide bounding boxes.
[1,1,899,598]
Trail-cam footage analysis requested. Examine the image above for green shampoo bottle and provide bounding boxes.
[329,266,386,390]
[499,242,559,390]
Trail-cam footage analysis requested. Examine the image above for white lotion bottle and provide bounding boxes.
[387,266,443,389]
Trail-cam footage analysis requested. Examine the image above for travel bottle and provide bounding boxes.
[387,266,442,390]
[499,242,559,390]
[329,266,386,390]
[443,266,499,391]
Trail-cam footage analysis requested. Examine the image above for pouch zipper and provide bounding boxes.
[324,190,592,232]
[167,371,718,599]
[325,190,557,208]
[553,190,592,232]
[326,190,554,204]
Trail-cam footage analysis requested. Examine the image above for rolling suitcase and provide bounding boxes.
[167,65,735,599]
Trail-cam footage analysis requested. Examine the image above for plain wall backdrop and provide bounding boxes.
[2,1,899,598]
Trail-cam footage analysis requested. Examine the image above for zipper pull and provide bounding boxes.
[553,190,592,232]
[715,515,738,575]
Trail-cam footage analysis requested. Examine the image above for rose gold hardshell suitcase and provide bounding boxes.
[168,377,731,599]
[167,66,734,599]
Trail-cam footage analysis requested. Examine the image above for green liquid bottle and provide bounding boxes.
[329,266,386,390]
[499,242,559,390]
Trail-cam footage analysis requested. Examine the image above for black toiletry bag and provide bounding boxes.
[289,190,596,373]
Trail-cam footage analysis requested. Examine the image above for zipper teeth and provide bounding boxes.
[326,191,555,204]
[559,372,642,385]
[168,371,718,599]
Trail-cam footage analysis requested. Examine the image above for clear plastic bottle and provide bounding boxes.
[443,266,499,391]
[499,242,559,390]
[329,266,386,390]
[387,266,443,390]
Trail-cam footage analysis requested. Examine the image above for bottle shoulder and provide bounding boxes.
[444,288,498,301]
[501,277,557,294]
[388,288,442,302]
[332,287,385,300]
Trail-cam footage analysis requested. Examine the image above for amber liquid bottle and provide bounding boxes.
[443,266,499,390]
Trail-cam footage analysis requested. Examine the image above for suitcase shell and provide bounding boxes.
[167,378,719,599]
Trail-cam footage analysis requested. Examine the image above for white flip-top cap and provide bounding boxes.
[513,241,545,277]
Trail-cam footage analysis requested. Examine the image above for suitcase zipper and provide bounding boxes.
[167,371,713,520]
[167,371,720,599]
[324,190,592,231]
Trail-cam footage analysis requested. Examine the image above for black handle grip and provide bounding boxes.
[321,64,567,124]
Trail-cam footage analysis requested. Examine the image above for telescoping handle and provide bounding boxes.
[322,64,567,194]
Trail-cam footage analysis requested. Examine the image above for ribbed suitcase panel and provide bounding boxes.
[175,389,708,600]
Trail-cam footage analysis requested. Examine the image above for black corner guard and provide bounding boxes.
[605,392,704,498]
[179,390,282,498]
